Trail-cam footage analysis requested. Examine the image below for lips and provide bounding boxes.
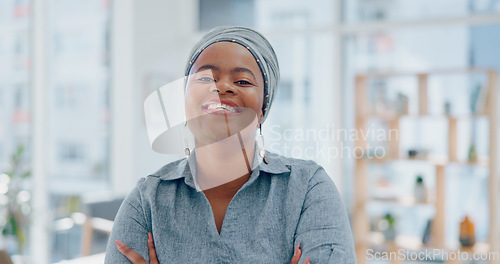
[201,99,243,116]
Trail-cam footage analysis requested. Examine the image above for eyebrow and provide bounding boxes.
[232,67,256,79]
[195,64,256,80]
[195,64,219,73]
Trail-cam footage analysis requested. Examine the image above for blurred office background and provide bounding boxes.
[0,0,500,263]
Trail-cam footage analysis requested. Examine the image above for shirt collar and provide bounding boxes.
[150,145,290,190]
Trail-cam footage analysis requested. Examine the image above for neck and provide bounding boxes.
[194,131,256,194]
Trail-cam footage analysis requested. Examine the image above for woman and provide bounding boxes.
[105,26,355,263]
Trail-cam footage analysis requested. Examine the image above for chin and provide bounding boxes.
[188,112,258,147]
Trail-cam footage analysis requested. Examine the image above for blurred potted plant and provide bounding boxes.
[377,212,396,242]
[0,146,31,255]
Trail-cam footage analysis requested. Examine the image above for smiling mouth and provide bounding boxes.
[201,102,243,116]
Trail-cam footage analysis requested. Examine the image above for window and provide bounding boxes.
[46,0,111,261]
[55,84,84,110]
[343,0,500,23]
[0,143,4,161]
[58,142,85,162]
[199,0,255,30]
[48,0,110,184]
[0,0,31,172]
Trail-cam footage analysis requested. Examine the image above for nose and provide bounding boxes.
[211,79,236,95]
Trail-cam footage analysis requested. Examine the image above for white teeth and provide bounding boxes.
[206,103,237,113]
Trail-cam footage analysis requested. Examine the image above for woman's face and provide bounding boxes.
[185,42,265,145]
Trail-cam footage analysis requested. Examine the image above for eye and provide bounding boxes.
[235,80,253,86]
[198,77,215,83]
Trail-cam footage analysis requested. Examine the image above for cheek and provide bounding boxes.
[184,86,200,118]
[185,79,207,98]
[246,90,264,116]
[254,87,265,110]
[185,80,211,100]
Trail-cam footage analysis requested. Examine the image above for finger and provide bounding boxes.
[302,256,310,264]
[289,243,302,264]
[115,240,147,264]
[148,232,159,264]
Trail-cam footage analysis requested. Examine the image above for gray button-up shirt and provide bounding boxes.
[105,152,356,263]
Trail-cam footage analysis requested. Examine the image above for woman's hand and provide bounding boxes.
[114,232,159,264]
[290,243,310,264]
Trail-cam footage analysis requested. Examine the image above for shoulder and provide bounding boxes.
[131,157,187,195]
[268,154,344,212]
[148,157,186,179]
[265,152,330,184]
[264,153,338,201]
[265,153,343,218]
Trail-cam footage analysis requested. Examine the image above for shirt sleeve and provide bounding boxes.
[104,179,151,264]
[294,167,356,264]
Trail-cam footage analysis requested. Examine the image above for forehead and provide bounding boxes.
[192,42,261,74]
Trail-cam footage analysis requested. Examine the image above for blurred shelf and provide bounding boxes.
[355,67,495,79]
[366,231,492,255]
[366,232,423,251]
[353,69,499,264]
[358,156,490,166]
[360,113,489,121]
[369,197,434,207]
